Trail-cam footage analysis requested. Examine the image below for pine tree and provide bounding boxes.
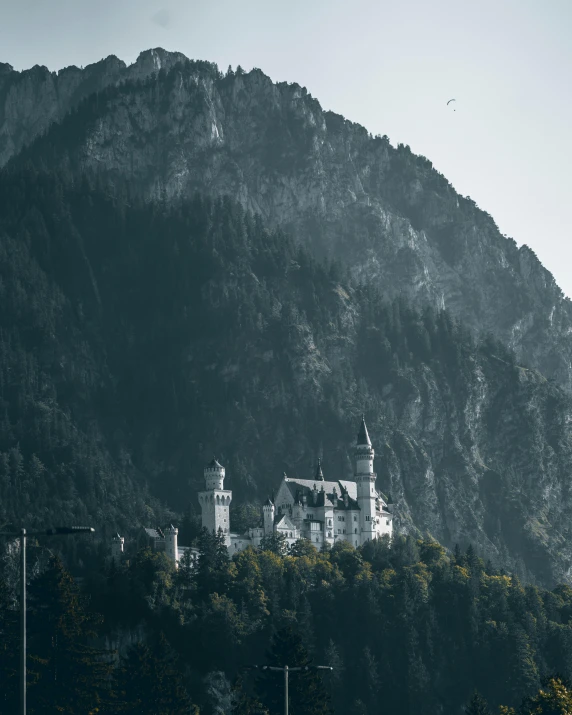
[26,555,114,714]
[0,572,18,714]
[464,690,492,715]
[259,532,289,556]
[116,633,193,715]
[232,674,268,715]
[515,676,572,714]
[196,527,229,601]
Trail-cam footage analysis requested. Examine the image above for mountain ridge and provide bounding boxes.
[2,48,571,395]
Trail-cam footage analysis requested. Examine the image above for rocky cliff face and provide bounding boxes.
[2,50,572,586]
[1,175,571,586]
[3,49,571,395]
[0,49,191,167]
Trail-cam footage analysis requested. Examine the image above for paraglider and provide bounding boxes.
[447,98,456,112]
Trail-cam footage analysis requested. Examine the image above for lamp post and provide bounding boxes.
[246,664,333,715]
[0,525,95,715]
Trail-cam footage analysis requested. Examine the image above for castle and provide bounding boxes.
[111,416,393,565]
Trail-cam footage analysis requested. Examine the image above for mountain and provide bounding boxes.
[1,172,572,585]
[2,48,572,396]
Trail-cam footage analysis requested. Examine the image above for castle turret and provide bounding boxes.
[315,458,324,481]
[165,524,178,565]
[355,415,377,543]
[198,457,232,546]
[205,457,225,490]
[111,533,124,563]
[263,497,275,535]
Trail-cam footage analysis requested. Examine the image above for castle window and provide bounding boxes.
[386,519,390,525]
[328,519,332,526]
[343,529,346,534]
[354,528,357,534]
[338,529,341,534]
[354,516,357,522]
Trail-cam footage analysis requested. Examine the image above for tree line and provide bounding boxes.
[4,531,572,713]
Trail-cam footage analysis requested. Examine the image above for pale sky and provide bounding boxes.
[1,0,571,296]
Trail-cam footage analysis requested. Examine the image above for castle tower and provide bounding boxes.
[355,416,377,543]
[263,497,275,535]
[165,524,178,565]
[315,458,324,481]
[111,533,124,563]
[198,457,232,547]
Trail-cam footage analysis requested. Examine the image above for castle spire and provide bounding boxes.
[315,457,324,481]
[357,414,372,447]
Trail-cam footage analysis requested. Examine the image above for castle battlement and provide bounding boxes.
[113,416,393,565]
[199,416,393,554]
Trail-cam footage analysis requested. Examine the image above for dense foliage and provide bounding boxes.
[3,51,572,715]
[4,535,572,714]
[1,171,572,583]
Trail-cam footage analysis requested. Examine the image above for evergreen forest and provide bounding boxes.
[2,167,572,713]
[1,170,572,582]
[3,532,572,714]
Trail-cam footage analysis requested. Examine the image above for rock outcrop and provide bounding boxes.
[2,49,570,395]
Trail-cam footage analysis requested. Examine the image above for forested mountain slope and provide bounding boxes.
[2,48,572,394]
[1,172,572,585]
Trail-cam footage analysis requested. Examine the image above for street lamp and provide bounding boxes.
[246,664,333,715]
[0,525,95,715]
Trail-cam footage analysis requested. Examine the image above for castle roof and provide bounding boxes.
[207,457,223,469]
[284,478,359,503]
[357,416,372,447]
[143,527,164,540]
[274,514,297,531]
[264,497,274,507]
[315,458,324,481]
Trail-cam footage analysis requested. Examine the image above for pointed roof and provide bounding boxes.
[264,497,274,507]
[207,456,223,469]
[274,514,297,531]
[315,458,324,481]
[357,415,372,447]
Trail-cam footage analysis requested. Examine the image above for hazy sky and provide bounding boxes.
[2,0,571,295]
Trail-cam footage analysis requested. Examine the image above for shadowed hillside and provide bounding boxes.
[1,171,572,585]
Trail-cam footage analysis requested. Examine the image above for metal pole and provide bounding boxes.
[20,527,26,715]
[0,525,94,715]
[284,665,288,715]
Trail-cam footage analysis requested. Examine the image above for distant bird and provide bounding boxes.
[447,98,456,112]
